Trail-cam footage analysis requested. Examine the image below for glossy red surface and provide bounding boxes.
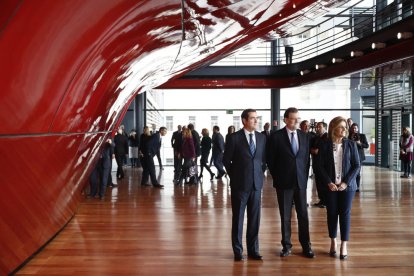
[0,0,343,274]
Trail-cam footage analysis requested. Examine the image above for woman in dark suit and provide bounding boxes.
[315,116,360,260]
[199,128,215,180]
[348,123,369,191]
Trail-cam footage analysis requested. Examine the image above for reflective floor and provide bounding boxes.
[17,166,414,275]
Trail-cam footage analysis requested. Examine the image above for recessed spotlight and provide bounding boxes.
[397,32,413,39]
[350,50,363,57]
[300,70,310,76]
[332,58,344,63]
[372,42,386,49]
[293,3,296,9]
[279,13,282,17]
[315,64,326,70]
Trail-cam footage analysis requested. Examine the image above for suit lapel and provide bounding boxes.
[282,127,295,156]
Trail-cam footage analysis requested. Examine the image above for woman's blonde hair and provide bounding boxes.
[328,116,348,141]
[202,128,209,136]
[182,128,193,138]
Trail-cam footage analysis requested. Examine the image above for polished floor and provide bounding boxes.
[17,166,414,275]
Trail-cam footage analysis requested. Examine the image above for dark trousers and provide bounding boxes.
[174,157,183,181]
[402,160,412,176]
[141,154,158,186]
[315,175,327,205]
[231,187,261,256]
[156,150,163,168]
[276,187,311,250]
[173,150,180,172]
[326,190,355,241]
[213,153,226,176]
[115,155,124,179]
[199,155,214,177]
[285,46,293,64]
[89,164,109,197]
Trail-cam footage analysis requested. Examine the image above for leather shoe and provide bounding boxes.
[248,254,263,260]
[234,255,245,261]
[302,248,315,258]
[340,254,348,260]
[329,250,336,257]
[280,248,291,257]
[154,184,164,188]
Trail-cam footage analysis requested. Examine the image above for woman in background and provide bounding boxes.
[399,126,414,178]
[199,128,215,180]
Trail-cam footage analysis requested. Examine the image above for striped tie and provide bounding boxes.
[249,133,255,156]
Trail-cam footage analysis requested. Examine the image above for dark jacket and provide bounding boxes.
[314,139,360,191]
[348,133,369,161]
[191,130,201,157]
[114,133,128,156]
[212,132,225,157]
[267,127,310,190]
[200,136,212,158]
[223,130,266,192]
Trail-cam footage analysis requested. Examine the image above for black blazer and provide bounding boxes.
[314,139,360,191]
[349,133,369,161]
[212,132,225,157]
[267,127,310,190]
[223,130,266,192]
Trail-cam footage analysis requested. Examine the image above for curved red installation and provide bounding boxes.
[0,0,331,273]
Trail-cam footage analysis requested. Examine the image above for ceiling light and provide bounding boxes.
[332,58,344,63]
[372,42,386,49]
[279,13,282,17]
[315,64,326,70]
[397,32,413,39]
[300,70,310,76]
[350,50,363,57]
[293,3,296,9]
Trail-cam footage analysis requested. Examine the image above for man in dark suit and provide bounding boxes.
[212,126,226,178]
[153,127,167,170]
[267,107,315,258]
[188,123,201,163]
[114,128,129,179]
[171,125,182,173]
[224,109,267,261]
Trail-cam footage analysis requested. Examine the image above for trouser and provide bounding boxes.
[142,154,158,185]
[402,160,412,176]
[276,187,311,250]
[115,155,124,179]
[326,190,355,241]
[213,153,226,176]
[156,150,162,168]
[285,46,293,64]
[231,187,261,256]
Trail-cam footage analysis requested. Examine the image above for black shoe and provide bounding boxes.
[280,248,291,257]
[210,173,215,180]
[198,174,203,179]
[110,183,118,187]
[340,254,348,260]
[302,248,315,258]
[142,183,151,186]
[329,250,336,257]
[319,204,326,208]
[153,184,164,188]
[234,255,245,261]
[248,254,263,260]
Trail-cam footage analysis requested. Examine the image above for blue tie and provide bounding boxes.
[291,132,298,155]
[249,133,255,156]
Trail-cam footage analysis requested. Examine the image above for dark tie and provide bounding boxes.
[291,132,298,155]
[249,133,255,156]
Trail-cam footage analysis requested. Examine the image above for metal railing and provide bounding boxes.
[213,0,413,66]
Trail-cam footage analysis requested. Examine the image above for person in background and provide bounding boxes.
[188,123,201,166]
[223,109,267,261]
[311,122,328,208]
[261,122,271,140]
[171,125,182,173]
[114,127,129,179]
[153,127,167,170]
[281,36,293,64]
[314,116,360,260]
[348,123,369,190]
[199,128,215,180]
[179,127,196,185]
[212,126,226,179]
[225,125,236,145]
[88,138,115,200]
[139,126,164,188]
[399,126,414,178]
[267,107,314,259]
[346,118,353,129]
[128,129,139,167]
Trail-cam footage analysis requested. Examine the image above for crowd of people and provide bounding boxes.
[86,108,414,263]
